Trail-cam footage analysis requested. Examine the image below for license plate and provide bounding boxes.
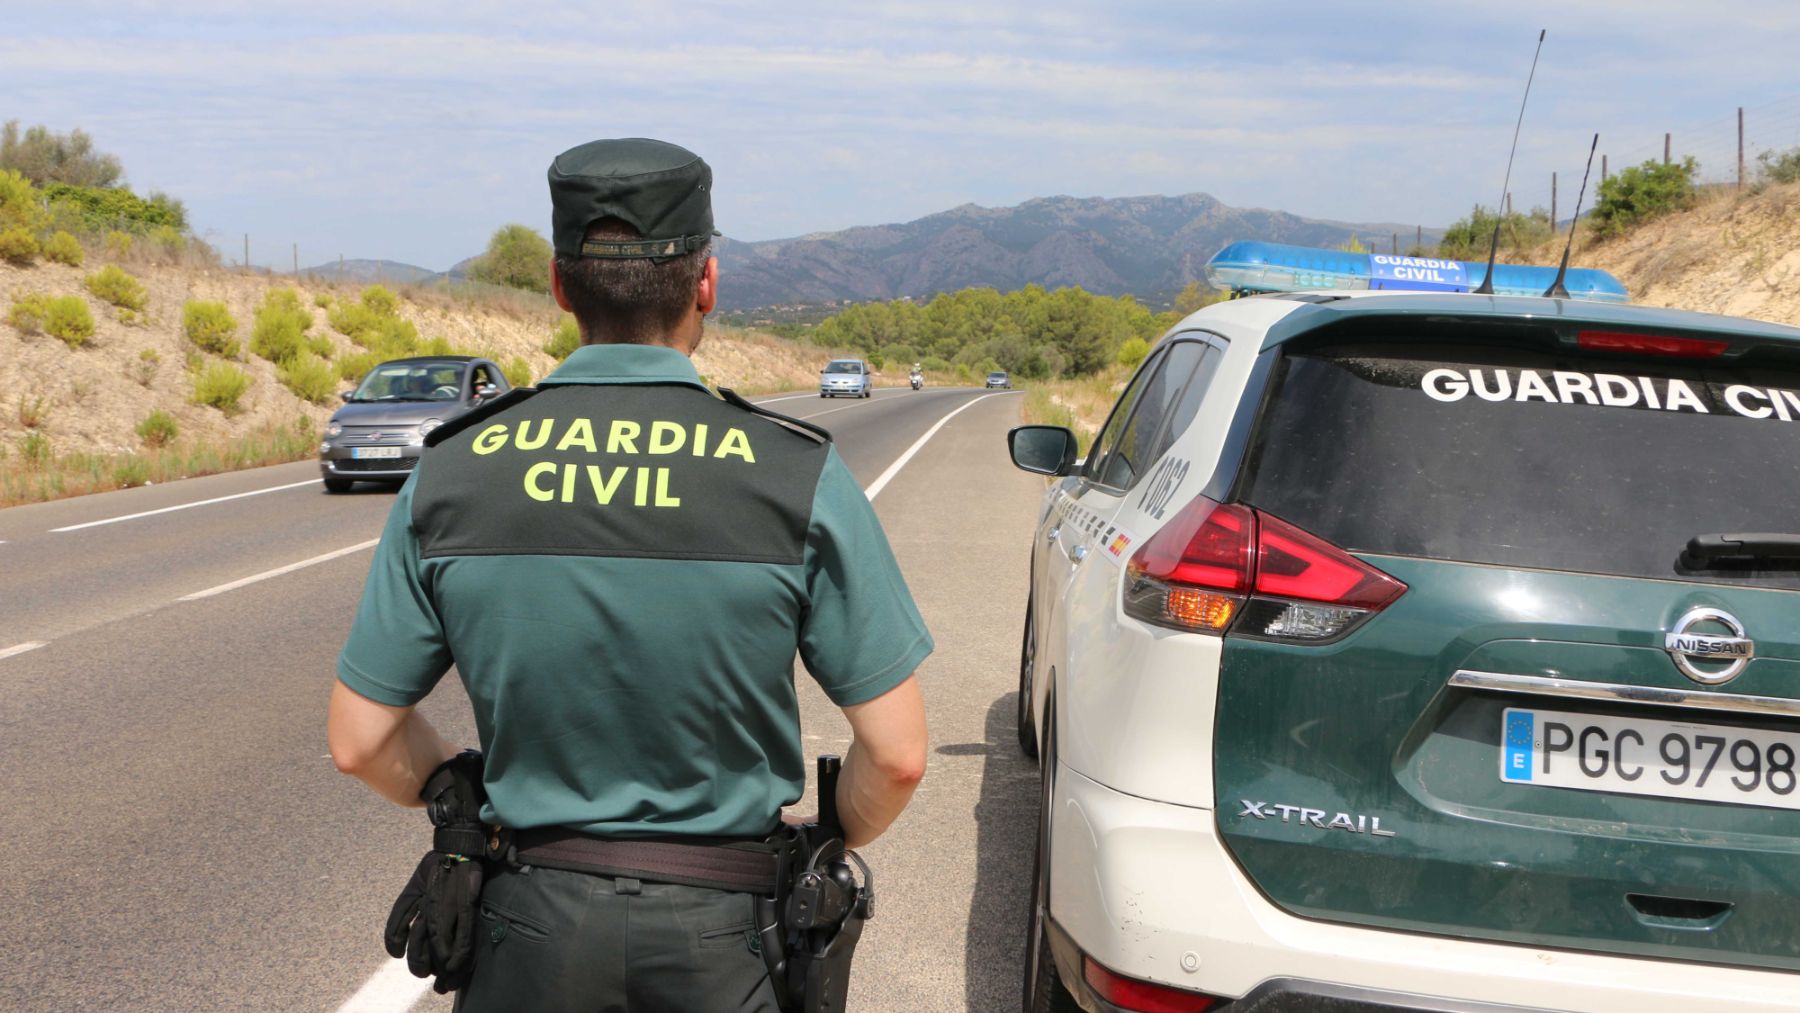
[1501,707,1800,810]
[351,446,402,460]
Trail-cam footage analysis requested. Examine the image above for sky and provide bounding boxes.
[4,1,1799,272]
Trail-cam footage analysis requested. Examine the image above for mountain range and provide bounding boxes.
[304,193,1442,311]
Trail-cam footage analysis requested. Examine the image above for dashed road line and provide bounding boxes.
[0,641,47,661]
[333,957,432,1013]
[864,390,1018,500]
[52,478,323,533]
[179,539,380,601]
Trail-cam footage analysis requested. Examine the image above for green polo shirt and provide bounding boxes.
[337,344,932,837]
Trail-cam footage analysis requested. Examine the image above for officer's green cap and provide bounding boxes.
[548,138,719,260]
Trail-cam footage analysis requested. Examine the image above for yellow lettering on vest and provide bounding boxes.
[523,461,557,502]
[633,466,650,506]
[515,418,553,451]
[608,420,641,454]
[654,467,682,507]
[691,422,708,456]
[560,462,577,503]
[648,420,685,455]
[714,427,755,463]
[556,417,597,453]
[471,423,509,455]
[586,465,628,504]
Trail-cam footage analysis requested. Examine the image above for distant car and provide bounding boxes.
[820,359,872,398]
[985,371,1011,389]
[319,355,510,493]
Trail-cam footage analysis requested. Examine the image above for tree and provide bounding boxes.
[0,121,123,187]
[1437,204,1554,260]
[1171,280,1224,316]
[468,224,553,294]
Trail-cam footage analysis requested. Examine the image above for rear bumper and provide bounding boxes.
[1050,764,1800,1012]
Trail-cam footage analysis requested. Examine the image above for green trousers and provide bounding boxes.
[453,863,783,1013]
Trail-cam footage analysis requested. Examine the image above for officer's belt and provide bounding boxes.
[507,827,785,895]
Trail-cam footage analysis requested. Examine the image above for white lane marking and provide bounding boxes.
[333,957,432,1013]
[179,539,380,601]
[51,478,323,533]
[751,392,819,404]
[864,391,1019,500]
[0,641,47,660]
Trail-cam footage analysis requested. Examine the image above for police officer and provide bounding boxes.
[327,137,932,1012]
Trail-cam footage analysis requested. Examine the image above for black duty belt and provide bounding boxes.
[504,827,786,895]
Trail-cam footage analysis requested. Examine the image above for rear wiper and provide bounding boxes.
[1680,533,1800,570]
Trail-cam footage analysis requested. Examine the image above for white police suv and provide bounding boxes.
[1011,242,1800,1012]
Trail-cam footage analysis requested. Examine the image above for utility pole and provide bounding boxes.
[1392,232,1398,255]
[292,243,298,275]
[1602,154,1608,182]
[1551,172,1558,226]
[243,233,249,270]
[1664,133,1671,165]
[1416,225,1423,250]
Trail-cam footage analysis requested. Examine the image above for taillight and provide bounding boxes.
[1124,497,1405,643]
[1577,330,1728,358]
[1083,958,1218,1013]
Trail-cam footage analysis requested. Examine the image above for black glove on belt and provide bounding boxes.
[384,750,487,994]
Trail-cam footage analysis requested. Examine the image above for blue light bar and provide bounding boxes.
[1203,240,1628,303]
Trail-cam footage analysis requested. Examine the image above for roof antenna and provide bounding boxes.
[1543,132,1599,299]
[1475,29,1547,296]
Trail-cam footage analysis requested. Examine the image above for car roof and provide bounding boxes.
[1221,291,1800,349]
[377,355,482,366]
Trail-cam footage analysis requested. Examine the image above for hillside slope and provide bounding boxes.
[1565,182,1800,326]
[1,261,845,461]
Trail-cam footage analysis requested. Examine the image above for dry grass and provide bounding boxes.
[1020,367,1127,451]
[0,416,318,508]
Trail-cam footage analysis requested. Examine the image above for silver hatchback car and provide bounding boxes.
[819,359,872,398]
[319,355,510,492]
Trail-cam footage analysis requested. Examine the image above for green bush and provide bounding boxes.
[327,285,417,357]
[312,292,332,309]
[42,230,83,266]
[41,181,186,233]
[7,293,49,333]
[131,347,160,386]
[1117,337,1150,369]
[191,361,252,414]
[0,168,45,233]
[420,335,455,357]
[136,408,178,447]
[85,265,148,313]
[307,332,335,358]
[360,285,400,317]
[103,230,131,257]
[338,349,381,383]
[43,295,94,346]
[1436,204,1555,260]
[20,431,50,467]
[468,224,553,294]
[1591,157,1698,238]
[113,457,150,488]
[502,356,532,387]
[1757,147,1800,186]
[250,288,312,364]
[182,300,239,357]
[0,226,38,265]
[544,316,580,359]
[278,352,338,404]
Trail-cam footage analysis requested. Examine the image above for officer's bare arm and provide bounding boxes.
[328,680,460,808]
[837,674,927,848]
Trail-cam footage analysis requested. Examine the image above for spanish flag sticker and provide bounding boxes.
[1107,532,1132,558]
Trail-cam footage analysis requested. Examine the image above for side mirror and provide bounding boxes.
[339,390,353,402]
[1008,425,1078,476]
[474,383,498,401]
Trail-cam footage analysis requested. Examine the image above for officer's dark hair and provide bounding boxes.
[555,218,712,345]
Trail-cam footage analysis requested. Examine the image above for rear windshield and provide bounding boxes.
[1241,340,1800,589]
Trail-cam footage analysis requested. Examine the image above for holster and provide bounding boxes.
[755,757,874,1013]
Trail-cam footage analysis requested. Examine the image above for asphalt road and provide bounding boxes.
[0,384,1047,1012]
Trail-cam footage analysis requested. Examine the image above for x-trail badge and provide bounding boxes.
[1665,607,1754,685]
